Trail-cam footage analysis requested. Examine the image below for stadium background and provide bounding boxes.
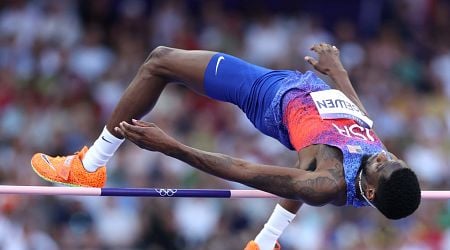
[0,0,450,249]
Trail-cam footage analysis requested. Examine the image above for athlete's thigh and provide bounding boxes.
[155,47,215,95]
[156,47,270,104]
[202,52,271,104]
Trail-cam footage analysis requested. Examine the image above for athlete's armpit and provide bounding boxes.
[294,172,340,206]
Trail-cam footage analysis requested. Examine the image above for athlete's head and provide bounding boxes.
[360,152,421,219]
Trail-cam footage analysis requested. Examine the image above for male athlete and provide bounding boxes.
[31,43,421,250]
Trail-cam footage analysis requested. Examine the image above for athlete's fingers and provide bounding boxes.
[319,43,329,51]
[132,119,154,127]
[118,122,144,143]
[120,121,147,135]
[322,43,334,52]
[331,45,339,54]
[304,56,318,67]
[118,122,133,138]
[118,123,152,150]
[117,123,135,140]
[310,44,320,52]
[117,125,145,147]
[114,126,126,137]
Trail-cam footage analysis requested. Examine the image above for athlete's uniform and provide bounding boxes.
[204,53,385,207]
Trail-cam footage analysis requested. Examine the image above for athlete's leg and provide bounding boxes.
[106,46,216,137]
[31,46,216,187]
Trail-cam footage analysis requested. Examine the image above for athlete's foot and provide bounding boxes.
[31,146,106,187]
[244,241,281,250]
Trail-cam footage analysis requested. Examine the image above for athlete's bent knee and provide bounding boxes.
[140,46,174,76]
[148,46,173,61]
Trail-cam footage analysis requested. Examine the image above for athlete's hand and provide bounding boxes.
[115,119,179,153]
[304,43,345,76]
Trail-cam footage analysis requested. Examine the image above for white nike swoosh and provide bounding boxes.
[41,154,56,171]
[215,56,225,75]
[101,136,112,143]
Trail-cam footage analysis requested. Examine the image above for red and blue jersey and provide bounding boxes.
[274,71,385,207]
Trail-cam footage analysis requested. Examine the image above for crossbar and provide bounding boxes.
[0,186,447,199]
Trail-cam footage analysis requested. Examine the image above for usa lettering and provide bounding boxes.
[332,123,374,141]
[316,98,361,113]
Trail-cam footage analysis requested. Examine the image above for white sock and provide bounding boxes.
[82,127,124,172]
[254,204,296,250]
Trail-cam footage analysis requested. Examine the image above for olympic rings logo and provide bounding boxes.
[155,189,178,197]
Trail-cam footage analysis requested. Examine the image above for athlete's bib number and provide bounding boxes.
[310,89,373,128]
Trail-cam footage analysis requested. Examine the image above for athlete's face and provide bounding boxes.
[364,151,408,187]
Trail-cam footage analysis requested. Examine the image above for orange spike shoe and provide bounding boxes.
[244,241,281,250]
[31,146,106,188]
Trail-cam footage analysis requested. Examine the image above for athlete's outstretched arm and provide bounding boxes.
[305,43,369,115]
[116,120,339,206]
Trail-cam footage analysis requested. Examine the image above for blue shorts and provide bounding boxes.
[203,53,295,148]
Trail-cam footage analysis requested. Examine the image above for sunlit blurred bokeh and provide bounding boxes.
[1,0,450,249]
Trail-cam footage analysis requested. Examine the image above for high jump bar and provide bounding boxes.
[0,185,447,199]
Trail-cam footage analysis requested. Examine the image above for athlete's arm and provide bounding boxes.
[305,43,369,115]
[116,120,339,206]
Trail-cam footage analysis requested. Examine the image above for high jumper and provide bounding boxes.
[31,43,421,250]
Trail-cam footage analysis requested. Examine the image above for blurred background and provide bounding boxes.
[0,0,450,249]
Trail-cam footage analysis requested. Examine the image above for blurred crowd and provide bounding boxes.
[1,0,450,249]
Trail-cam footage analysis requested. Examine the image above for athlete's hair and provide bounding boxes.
[373,165,421,220]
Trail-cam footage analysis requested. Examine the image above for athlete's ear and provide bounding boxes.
[375,152,388,163]
[366,187,376,201]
